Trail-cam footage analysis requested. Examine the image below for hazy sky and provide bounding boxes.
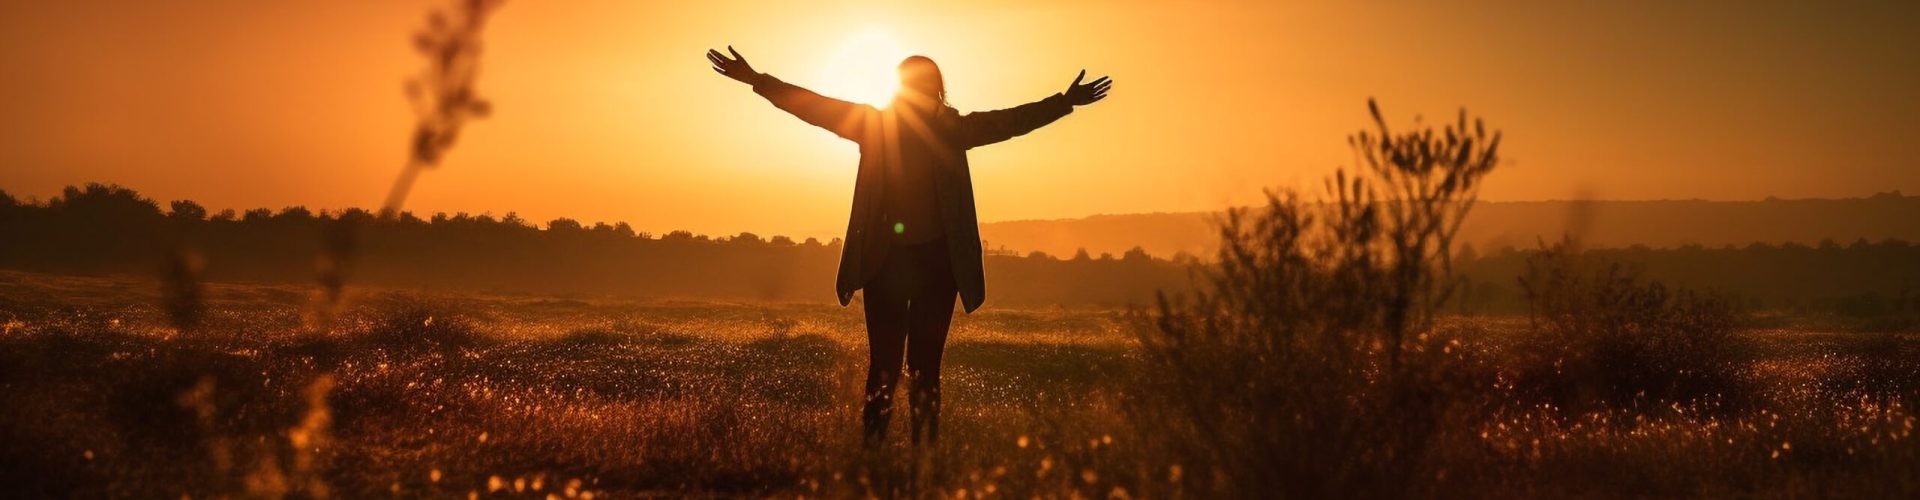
[3,1,1916,240]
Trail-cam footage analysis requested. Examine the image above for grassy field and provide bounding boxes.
[1,269,1916,498]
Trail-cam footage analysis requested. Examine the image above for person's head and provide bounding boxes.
[896,55,945,108]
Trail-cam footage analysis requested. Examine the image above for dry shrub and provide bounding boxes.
[1133,99,1500,497]
[331,301,492,358]
[1514,239,1747,411]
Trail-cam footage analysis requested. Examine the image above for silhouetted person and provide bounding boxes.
[708,46,1111,445]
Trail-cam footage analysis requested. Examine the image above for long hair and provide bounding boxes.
[897,56,949,109]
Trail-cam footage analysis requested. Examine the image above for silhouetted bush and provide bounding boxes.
[1132,100,1501,497]
[1512,239,1748,411]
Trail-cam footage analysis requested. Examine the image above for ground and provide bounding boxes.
[0,270,1914,498]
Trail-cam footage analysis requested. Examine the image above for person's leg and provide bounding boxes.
[861,282,909,446]
[905,244,959,445]
[904,292,955,445]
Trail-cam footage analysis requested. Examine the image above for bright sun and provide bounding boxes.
[816,30,909,106]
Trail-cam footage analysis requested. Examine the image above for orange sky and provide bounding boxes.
[2,1,1916,240]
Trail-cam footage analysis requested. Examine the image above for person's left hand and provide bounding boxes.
[1064,70,1112,106]
[707,46,761,85]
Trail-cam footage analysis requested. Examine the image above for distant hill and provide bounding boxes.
[980,192,1920,259]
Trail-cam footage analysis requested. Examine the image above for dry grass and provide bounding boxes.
[1,271,1916,498]
[0,271,1146,498]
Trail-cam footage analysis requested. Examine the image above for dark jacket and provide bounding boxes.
[751,75,1074,312]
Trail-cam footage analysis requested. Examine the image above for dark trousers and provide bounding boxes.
[861,240,958,445]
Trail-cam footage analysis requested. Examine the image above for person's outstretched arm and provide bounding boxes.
[709,46,873,142]
[956,70,1112,149]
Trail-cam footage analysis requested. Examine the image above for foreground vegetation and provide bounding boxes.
[0,270,1915,498]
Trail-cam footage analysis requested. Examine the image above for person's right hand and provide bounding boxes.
[707,46,761,85]
[1063,70,1112,106]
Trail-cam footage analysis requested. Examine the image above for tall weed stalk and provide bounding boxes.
[317,0,504,325]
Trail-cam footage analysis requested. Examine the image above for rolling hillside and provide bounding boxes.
[979,192,1920,258]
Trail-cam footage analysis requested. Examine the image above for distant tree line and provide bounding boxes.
[2,183,1915,315]
[1453,240,1920,317]
[0,184,1191,307]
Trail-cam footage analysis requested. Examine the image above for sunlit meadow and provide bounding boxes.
[0,270,1914,498]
